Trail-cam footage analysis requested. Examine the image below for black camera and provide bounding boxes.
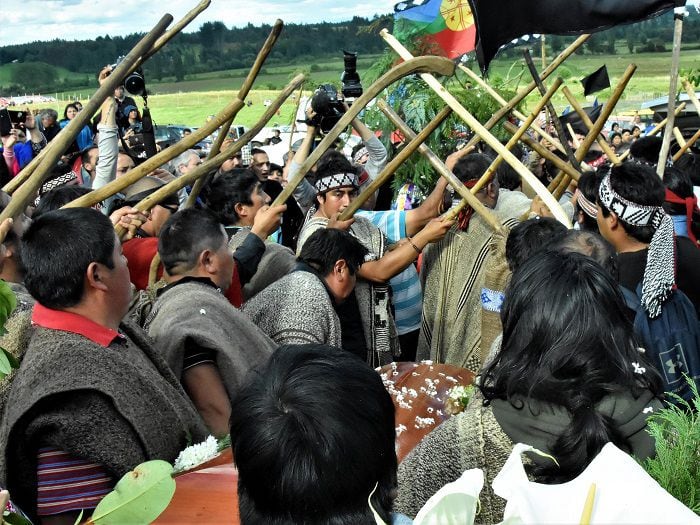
[110,56,146,96]
[341,50,362,101]
[307,84,346,134]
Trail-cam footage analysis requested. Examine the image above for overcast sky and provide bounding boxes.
[1,0,397,47]
[2,0,698,47]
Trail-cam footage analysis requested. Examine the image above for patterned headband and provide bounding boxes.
[353,147,369,163]
[314,172,358,194]
[599,172,675,318]
[574,189,598,219]
[598,173,664,229]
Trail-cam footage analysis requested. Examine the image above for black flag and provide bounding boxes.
[581,65,611,96]
[467,0,685,72]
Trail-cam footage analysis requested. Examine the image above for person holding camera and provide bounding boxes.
[1,109,47,181]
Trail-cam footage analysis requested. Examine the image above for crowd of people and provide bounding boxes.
[0,62,699,524]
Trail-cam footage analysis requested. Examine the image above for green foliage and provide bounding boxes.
[88,460,176,524]
[0,280,17,381]
[643,378,700,515]
[683,68,700,88]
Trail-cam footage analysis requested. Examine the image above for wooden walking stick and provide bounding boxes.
[288,84,305,151]
[207,19,285,161]
[381,29,571,227]
[657,7,686,175]
[502,122,581,182]
[0,15,173,223]
[673,128,700,161]
[561,86,620,165]
[470,78,564,197]
[647,103,686,137]
[270,56,456,207]
[337,106,453,220]
[682,79,700,115]
[457,63,566,154]
[378,100,503,233]
[185,19,285,208]
[4,3,211,194]
[382,31,589,155]
[114,74,306,239]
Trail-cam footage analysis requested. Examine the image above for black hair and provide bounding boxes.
[34,186,93,219]
[550,230,618,277]
[611,123,620,130]
[496,161,521,191]
[480,250,661,483]
[631,125,640,133]
[575,170,604,232]
[598,162,665,244]
[674,152,700,186]
[621,128,631,136]
[314,150,360,204]
[299,228,368,276]
[158,208,227,275]
[505,217,567,272]
[108,186,179,216]
[453,153,492,185]
[250,147,267,157]
[63,103,79,119]
[663,166,700,241]
[230,344,397,525]
[201,169,259,225]
[20,208,115,309]
[630,136,662,166]
[609,132,621,141]
[80,145,98,166]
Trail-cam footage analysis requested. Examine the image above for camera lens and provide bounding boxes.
[125,70,146,96]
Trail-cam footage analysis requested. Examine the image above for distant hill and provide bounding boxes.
[1,9,698,94]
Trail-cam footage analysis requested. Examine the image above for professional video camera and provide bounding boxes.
[340,50,362,101]
[110,55,147,96]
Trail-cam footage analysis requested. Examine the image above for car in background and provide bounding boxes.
[154,124,180,149]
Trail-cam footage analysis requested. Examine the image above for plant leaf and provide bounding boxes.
[0,348,12,377]
[89,460,175,524]
[73,509,84,525]
[3,511,34,525]
[2,347,19,369]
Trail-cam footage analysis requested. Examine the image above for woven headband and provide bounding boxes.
[599,172,675,318]
[314,172,358,194]
[574,189,598,219]
[353,147,369,163]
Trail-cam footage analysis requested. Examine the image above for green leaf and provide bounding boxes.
[89,460,176,524]
[0,348,12,377]
[2,347,19,369]
[73,509,84,525]
[3,511,34,525]
[0,280,16,319]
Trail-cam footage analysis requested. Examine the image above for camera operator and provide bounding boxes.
[1,109,47,180]
[114,84,137,132]
[289,100,388,215]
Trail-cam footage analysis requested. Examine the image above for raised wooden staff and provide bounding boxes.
[470,78,563,196]
[683,79,700,115]
[114,74,306,238]
[378,100,503,233]
[547,64,637,195]
[502,121,581,181]
[673,127,687,149]
[0,15,173,223]
[457,64,566,155]
[381,30,571,227]
[523,49,582,174]
[269,56,456,207]
[185,19,285,208]
[561,86,621,165]
[336,106,453,220]
[673,128,700,161]
[647,103,686,137]
[455,34,590,152]
[4,2,211,194]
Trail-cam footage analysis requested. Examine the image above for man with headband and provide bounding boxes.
[296,150,453,366]
[597,162,700,317]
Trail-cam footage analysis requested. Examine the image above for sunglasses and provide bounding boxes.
[160,202,179,213]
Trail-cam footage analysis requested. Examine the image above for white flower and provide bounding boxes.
[173,435,219,472]
[643,406,654,414]
[632,362,647,375]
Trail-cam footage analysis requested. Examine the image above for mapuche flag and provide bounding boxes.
[467,0,686,72]
[394,0,477,59]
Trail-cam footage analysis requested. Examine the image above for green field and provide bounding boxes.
[11,48,700,129]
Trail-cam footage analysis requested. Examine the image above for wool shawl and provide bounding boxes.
[417,211,518,371]
[242,270,342,347]
[145,280,276,397]
[228,228,297,301]
[0,320,207,519]
[297,215,398,366]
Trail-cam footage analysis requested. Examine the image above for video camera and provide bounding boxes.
[110,55,147,96]
[304,51,363,134]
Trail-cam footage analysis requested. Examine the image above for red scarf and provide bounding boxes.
[665,188,699,245]
[457,180,479,231]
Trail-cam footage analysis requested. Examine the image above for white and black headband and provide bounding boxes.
[599,173,675,318]
[314,172,358,194]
